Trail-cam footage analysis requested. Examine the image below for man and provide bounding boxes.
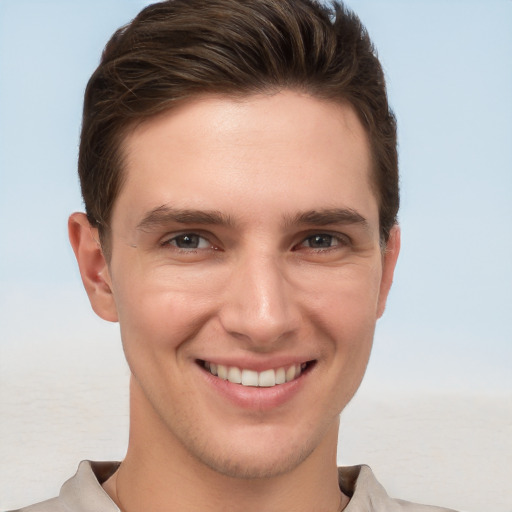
[12,0,457,510]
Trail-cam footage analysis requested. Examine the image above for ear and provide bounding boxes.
[68,212,118,322]
[377,225,401,318]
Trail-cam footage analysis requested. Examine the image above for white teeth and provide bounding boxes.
[204,361,307,387]
[227,366,242,384]
[258,369,276,387]
[241,369,259,386]
[275,367,286,385]
[217,364,228,380]
[285,365,296,382]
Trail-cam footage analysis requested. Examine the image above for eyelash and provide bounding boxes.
[294,232,351,251]
[161,233,214,251]
[161,231,350,253]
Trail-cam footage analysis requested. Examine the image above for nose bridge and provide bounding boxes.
[219,249,298,345]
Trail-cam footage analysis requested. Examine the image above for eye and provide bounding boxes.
[298,233,344,249]
[165,233,212,250]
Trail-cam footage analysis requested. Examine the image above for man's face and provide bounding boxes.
[96,91,398,478]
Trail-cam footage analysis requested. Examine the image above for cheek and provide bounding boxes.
[113,270,221,356]
[302,264,383,332]
[111,256,383,356]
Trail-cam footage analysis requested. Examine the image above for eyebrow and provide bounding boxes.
[136,205,235,232]
[285,208,369,229]
[136,205,369,233]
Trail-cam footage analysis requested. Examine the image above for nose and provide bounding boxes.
[218,252,300,347]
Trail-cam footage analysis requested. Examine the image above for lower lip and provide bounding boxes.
[197,364,311,411]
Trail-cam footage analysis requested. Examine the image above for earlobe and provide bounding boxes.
[68,212,118,322]
[377,225,401,318]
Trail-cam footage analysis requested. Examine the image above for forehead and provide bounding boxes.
[114,91,377,231]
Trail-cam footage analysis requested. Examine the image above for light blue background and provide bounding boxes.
[0,0,511,391]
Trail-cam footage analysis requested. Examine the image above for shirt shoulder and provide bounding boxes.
[7,497,67,512]
[339,465,459,512]
[5,461,120,512]
[393,499,459,512]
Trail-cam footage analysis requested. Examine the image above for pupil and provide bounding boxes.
[177,234,199,248]
[310,235,332,248]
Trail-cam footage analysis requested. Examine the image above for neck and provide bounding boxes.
[104,377,347,512]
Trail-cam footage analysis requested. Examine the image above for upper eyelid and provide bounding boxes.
[160,231,216,250]
[160,230,212,242]
[289,233,351,253]
[156,232,219,260]
[298,230,351,243]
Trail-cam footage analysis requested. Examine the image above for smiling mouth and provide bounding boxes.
[198,360,314,388]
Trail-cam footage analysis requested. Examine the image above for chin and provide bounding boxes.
[183,421,332,480]
[197,442,315,480]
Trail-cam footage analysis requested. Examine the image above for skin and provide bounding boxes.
[69,90,400,512]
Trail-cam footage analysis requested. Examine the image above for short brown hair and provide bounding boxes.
[79,0,398,251]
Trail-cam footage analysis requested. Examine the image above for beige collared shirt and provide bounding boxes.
[10,460,458,512]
